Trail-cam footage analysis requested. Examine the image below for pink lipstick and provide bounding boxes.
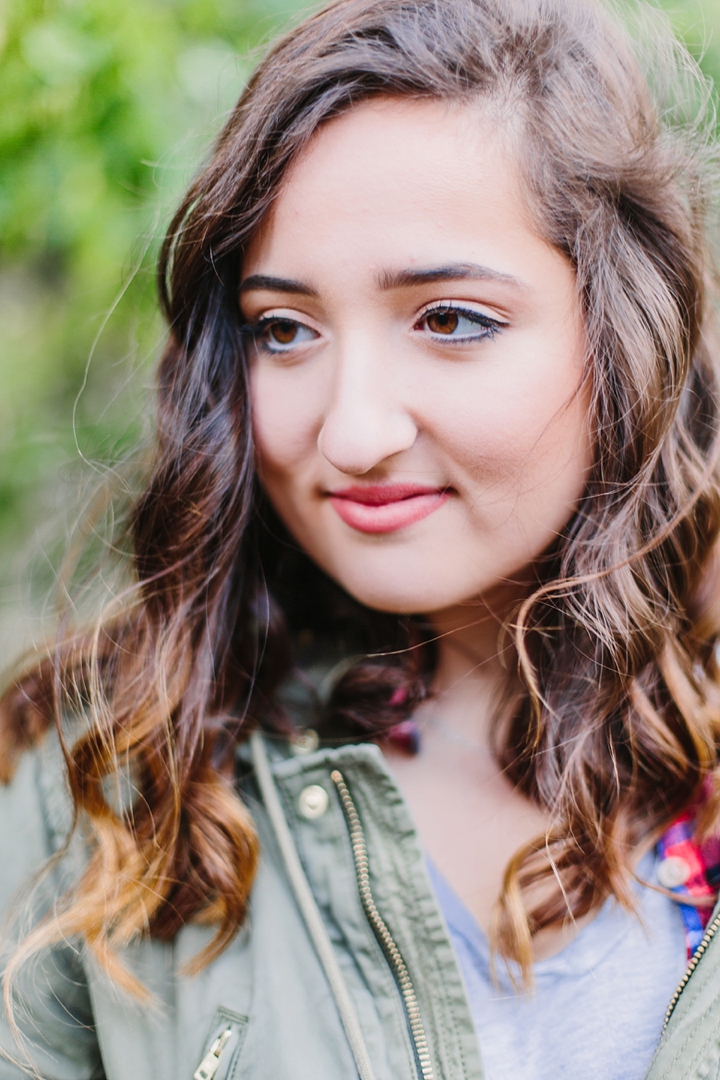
[328,483,450,534]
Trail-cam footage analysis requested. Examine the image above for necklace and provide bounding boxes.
[384,714,491,756]
[424,714,491,754]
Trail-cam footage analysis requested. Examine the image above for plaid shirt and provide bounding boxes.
[386,717,720,961]
[657,805,720,958]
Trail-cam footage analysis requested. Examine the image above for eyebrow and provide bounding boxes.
[239,262,525,296]
[378,263,525,291]
[239,274,318,296]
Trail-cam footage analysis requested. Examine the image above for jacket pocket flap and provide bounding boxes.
[193,1007,248,1080]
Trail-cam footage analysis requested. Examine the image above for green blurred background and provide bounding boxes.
[1,0,719,669]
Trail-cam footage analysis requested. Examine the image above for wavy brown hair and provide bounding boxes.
[3,0,720,990]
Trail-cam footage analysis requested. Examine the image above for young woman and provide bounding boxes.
[2,0,720,1077]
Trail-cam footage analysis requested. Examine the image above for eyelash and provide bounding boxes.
[414,304,505,344]
[242,316,313,355]
[243,303,506,355]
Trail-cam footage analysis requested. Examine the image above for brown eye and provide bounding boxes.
[270,320,299,345]
[250,317,317,354]
[426,309,459,335]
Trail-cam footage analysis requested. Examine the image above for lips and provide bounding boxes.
[327,483,451,534]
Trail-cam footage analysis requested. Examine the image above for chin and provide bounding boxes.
[326,564,479,617]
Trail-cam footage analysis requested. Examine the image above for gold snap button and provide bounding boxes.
[293,729,320,756]
[657,855,691,889]
[298,784,329,819]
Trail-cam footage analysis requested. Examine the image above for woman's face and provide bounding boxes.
[243,98,592,617]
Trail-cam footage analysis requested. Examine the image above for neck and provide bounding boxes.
[419,602,519,752]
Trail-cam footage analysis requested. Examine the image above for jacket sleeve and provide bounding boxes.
[0,732,104,1079]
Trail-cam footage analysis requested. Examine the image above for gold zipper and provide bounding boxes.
[662,907,720,1034]
[330,770,435,1080]
[193,1027,233,1080]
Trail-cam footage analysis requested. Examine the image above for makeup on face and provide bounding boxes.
[244,97,592,620]
[327,483,451,534]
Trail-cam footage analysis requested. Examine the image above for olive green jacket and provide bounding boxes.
[0,728,719,1080]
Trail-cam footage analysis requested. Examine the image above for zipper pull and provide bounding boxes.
[193,1027,233,1080]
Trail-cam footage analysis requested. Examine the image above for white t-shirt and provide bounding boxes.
[428,851,687,1080]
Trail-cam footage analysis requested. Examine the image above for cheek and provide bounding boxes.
[426,348,592,526]
[250,364,320,476]
[436,384,586,471]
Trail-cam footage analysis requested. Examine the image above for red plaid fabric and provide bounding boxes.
[386,716,720,959]
[657,805,720,958]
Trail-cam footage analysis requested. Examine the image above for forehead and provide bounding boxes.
[244,96,543,278]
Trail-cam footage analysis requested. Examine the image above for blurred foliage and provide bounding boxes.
[0,0,719,662]
[0,0,312,658]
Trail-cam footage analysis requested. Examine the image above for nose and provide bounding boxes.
[317,342,418,475]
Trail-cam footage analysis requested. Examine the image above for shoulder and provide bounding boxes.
[0,727,103,1080]
[0,725,74,914]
